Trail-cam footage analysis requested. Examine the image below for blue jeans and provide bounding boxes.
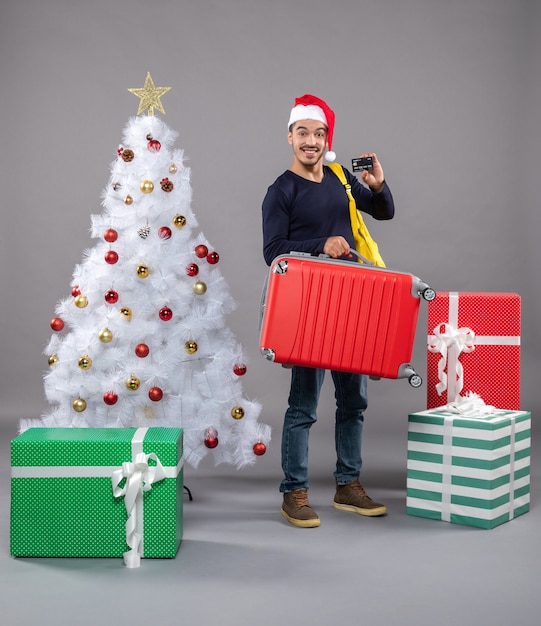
[280,366,368,493]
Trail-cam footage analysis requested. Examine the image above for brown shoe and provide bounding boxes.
[281,489,321,528]
[333,480,387,517]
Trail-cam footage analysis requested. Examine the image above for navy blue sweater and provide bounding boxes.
[262,165,395,266]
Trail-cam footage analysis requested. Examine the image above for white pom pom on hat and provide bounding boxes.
[325,149,336,162]
[287,94,336,162]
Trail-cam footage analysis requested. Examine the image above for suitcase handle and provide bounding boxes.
[348,248,375,266]
[319,248,376,266]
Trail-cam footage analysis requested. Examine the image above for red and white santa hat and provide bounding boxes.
[287,94,336,162]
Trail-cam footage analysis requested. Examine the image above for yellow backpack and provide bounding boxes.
[327,162,386,267]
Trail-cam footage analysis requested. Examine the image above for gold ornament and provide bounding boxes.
[193,280,207,295]
[173,214,186,228]
[78,355,92,370]
[128,72,172,116]
[231,406,245,420]
[74,294,88,308]
[98,328,113,343]
[72,398,87,412]
[124,194,133,205]
[169,163,178,174]
[126,375,141,391]
[140,180,154,194]
[48,354,59,366]
[136,264,150,278]
[184,340,198,354]
[120,307,133,321]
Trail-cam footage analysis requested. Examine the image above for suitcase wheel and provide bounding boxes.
[273,260,289,274]
[261,348,276,362]
[421,287,436,302]
[408,373,423,388]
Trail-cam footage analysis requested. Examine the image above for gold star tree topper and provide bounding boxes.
[128,72,172,116]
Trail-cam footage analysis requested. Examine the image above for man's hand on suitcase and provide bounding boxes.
[323,236,352,258]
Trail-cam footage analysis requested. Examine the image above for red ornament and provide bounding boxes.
[159,307,173,321]
[158,226,172,240]
[148,386,163,402]
[104,228,118,243]
[147,139,161,152]
[194,244,208,258]
[135,343,150,358]
[204,427,219,448]
[104,250,119,264]
[253,442,267,456]
[71,285,81,297]
[186,263,199,277]
[206,251,220,264]
[233,363,247,376]
[103,392,118,406]
[50,317,64,332]
[104,289,119,304]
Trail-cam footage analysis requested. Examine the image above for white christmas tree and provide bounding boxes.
[23,73,271,469]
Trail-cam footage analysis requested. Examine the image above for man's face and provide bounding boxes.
[288,119,328,167]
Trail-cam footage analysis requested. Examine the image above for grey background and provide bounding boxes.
[1,2,540,625]
[1,0,538,473]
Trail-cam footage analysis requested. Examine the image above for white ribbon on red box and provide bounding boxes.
[427,292,520,402]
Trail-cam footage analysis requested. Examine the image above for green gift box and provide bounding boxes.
[407,408,530,529]
[11,427,183,566]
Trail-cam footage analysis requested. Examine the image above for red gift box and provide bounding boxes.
[427,292,521,410]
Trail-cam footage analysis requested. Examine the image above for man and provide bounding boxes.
[262,94,395,528]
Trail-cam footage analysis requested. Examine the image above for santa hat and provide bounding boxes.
[287,94,336,162]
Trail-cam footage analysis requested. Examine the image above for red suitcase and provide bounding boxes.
[259,251,435,386]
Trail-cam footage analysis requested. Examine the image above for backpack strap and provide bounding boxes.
[327,163,386,267]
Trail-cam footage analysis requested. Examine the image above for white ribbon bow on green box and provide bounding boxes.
[111,428,171,568]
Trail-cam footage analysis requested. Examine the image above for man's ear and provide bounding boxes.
[287,131,293,145]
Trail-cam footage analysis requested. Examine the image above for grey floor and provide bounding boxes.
[2,417,540,626]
